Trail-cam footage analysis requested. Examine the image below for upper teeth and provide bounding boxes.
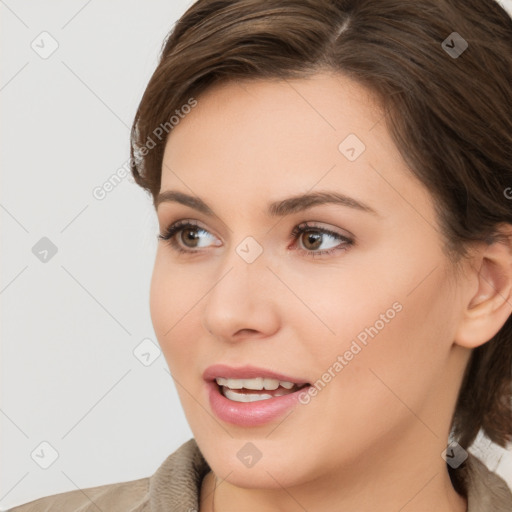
[215,377,296,390]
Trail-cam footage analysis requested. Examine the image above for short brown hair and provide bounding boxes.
[130,0,512,451]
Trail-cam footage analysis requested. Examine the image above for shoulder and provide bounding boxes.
[6,438,209,512]
[7,476,150,512]
[462,452,512,512]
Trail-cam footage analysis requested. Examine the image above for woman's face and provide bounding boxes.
[150,73,471,489]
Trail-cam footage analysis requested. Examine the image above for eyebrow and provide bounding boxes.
[155,190,379,217]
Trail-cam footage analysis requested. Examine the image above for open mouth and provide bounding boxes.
[205,371,313,426]
[215,377,310,403]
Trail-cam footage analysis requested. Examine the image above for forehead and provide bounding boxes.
[164,73,385,161]
[160,73,433,224]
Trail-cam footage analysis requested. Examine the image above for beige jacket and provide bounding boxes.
[8,438,512,511]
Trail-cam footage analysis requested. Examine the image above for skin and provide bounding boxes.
[150,73,512,512]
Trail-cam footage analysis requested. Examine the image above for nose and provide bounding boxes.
[201,247,280,343]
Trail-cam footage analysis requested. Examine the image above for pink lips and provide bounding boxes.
[203,364,311,427]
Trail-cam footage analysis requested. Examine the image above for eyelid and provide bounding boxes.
[293,220,353,239]
[158,217,221,240]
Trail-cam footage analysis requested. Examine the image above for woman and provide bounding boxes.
[10,0,512,510]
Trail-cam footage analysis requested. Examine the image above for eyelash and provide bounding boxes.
[158,220,354,258]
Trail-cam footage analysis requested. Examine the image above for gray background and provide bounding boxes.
[1,0,512,509]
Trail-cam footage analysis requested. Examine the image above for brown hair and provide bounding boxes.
[130,0,512,453]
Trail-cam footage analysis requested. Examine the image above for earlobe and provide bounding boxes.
[454,235,512,349]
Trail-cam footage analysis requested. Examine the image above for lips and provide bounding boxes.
[205,379,311,426]
[203,364,311,427]
[202,364,310,385]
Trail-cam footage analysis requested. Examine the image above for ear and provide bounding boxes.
[454,225,512,349]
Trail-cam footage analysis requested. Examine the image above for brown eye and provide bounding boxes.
[290,222,354,257]
[180,227,201,248]
[300,230,323,250]
[158,221,218,253]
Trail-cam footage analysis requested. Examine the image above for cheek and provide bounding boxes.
[335,285,453,425]
[149,255,203,370]
[295,260,456,439]
[149,257,173,343]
